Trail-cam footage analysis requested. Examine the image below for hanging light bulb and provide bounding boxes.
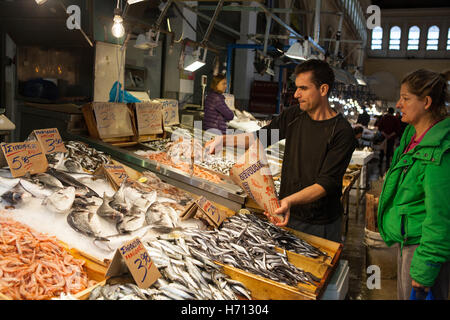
[112,2,125,38]
[112,15,125,38]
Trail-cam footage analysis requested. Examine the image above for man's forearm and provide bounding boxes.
[284,183,327,207]
[222,132,256,149]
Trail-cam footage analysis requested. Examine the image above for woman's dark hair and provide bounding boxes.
[401,69,449,119]
[294,59,335,96]
[210,74,227,93]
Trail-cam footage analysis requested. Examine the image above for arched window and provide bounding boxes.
[371,26,383,50]
[407,26,420,50]
[426,25,440,50]
[447,28,450,50]
[389,26,401,50]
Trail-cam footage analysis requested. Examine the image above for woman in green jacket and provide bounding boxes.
[378,69,450,300]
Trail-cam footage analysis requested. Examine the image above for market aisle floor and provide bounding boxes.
[341,158,397,300]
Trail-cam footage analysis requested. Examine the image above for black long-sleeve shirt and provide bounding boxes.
[256,105,357,225]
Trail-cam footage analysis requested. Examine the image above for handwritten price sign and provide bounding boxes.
[1,141,48,177]
[93,102,134,139]
[120,238,161,288]
[135,102,163,135]
[156,99,179,127]
[103,164,128,190]
[196,196,227,228]
[33,128,67,154]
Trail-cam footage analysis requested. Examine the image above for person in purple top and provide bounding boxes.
[203,75,235,134]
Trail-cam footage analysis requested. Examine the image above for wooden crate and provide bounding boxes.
[218,228,342,300]
[365,193,379,232]
[81,102,138,147]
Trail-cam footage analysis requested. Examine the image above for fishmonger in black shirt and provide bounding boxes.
[206,60,356,242]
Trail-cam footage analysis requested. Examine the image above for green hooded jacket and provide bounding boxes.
[378,117,450,287]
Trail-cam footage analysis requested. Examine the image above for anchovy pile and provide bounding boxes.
[88,237,251,300]
[142,138,171,152]
[196,155,235,175]
[228,213,330,260]
[47,141,111,173]
[183,226,321,288]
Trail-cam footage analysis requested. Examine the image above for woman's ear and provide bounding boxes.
[424,96,432,111]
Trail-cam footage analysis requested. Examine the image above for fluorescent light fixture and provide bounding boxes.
[354,69,367,86]
[184,48,207,72]
[285,41,307,60]
[134,31,159,50]
[127,0,145,4]
[35,0,48,5]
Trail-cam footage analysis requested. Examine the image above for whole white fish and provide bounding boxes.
[19,179,53,198]
[42,186,76,213]
[67,208,108,241]
[96,192,124,223]
[0,176,20,196]
[109,181,129,213]
[1,184,32,205]
[33,173,64,189]
[116,205,146,234]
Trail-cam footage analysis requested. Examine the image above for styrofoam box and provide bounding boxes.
[321,259,349,300]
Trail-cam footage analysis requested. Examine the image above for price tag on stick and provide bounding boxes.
[1,141,48,178]
[100,164,128,190]
[179,196,226,228]
[106,238,161,289]
[33,128,67,154]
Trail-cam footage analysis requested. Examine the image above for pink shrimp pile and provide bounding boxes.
[0,217,93,300]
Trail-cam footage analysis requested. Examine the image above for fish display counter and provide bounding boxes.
[0,135,343,300]
[64,131,247,212]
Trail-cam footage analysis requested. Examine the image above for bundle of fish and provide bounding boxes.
[47,140,111,173]
[196,155,235,175]
[88,237,251,300]
[0,168,184,245]
[142,138,171,152]
[0,169,90,213]
[227,213,330,260]
[68,178,184,241]
[183,222,322,287]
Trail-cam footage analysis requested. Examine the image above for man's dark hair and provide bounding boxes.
[353,126,364,136]
[294,59,335,96]
[388,107,395,114]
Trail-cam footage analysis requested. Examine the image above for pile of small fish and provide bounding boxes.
[227,213,330,260]
[142,138,171,152]
[88,237,251,300]
[182,217,322,287]
[0,217,93,300]
[196,155,235,175]
[47,140,111,173]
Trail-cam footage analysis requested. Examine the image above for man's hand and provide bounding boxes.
[204,136,223,155]
[264,198,290,227]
